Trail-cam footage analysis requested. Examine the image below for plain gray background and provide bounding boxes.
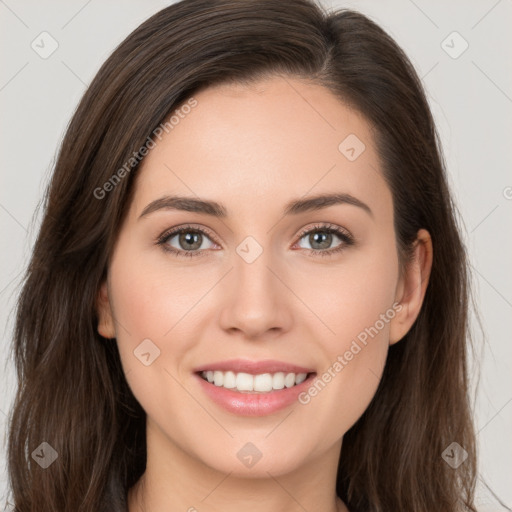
[1,0,511,510]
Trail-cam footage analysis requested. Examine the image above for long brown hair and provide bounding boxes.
[7,0,480,510]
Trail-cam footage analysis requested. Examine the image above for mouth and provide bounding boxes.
[192,358,317,415]
[196,370,317,394]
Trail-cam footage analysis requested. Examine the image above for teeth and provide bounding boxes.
[272,372,285,390]
[253,373,272,392]
[213,371,224,387]
[295,373,307,385]
[223,371,236,388]
[236,372,254,391]
[201,370,309,393]
[284,373,295,388]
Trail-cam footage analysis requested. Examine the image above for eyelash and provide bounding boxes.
[156,222,355,259]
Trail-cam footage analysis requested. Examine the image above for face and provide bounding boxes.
[97,75,430,479]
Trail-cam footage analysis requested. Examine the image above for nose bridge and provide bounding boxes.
[218,234,291,337]
[235,239,274,298]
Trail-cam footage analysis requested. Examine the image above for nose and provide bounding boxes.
[218,246,293,340]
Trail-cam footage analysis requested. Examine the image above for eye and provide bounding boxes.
[157,224,217,258]
[294,223,355,257]
[156,222,355,259]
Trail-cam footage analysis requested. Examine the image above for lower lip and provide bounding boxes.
[194,372,316,416]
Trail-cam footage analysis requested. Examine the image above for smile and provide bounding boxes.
[193,359,318,416]
[199,370,311,393]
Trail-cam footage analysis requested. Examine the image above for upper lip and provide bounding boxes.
[193,359,316,375]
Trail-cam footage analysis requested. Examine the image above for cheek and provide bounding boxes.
[107,245,221,394]
[106,247,175,379]
[293,242,398,431]
[109,248,208,343]
[293,240,399,355]
[107,254,204,427]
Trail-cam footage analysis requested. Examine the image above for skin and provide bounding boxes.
[96,75,433,512]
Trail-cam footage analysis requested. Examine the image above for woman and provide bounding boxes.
[7,0,479,510]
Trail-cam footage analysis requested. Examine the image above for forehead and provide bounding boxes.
[130,76,391,223]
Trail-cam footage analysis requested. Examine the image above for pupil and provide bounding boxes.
[181,232,201,249]
[311,232,331,249]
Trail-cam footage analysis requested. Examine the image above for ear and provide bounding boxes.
[96,280,116,339]
[389,229,433,345]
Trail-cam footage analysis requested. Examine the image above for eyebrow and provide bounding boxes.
[138,192,373,220]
